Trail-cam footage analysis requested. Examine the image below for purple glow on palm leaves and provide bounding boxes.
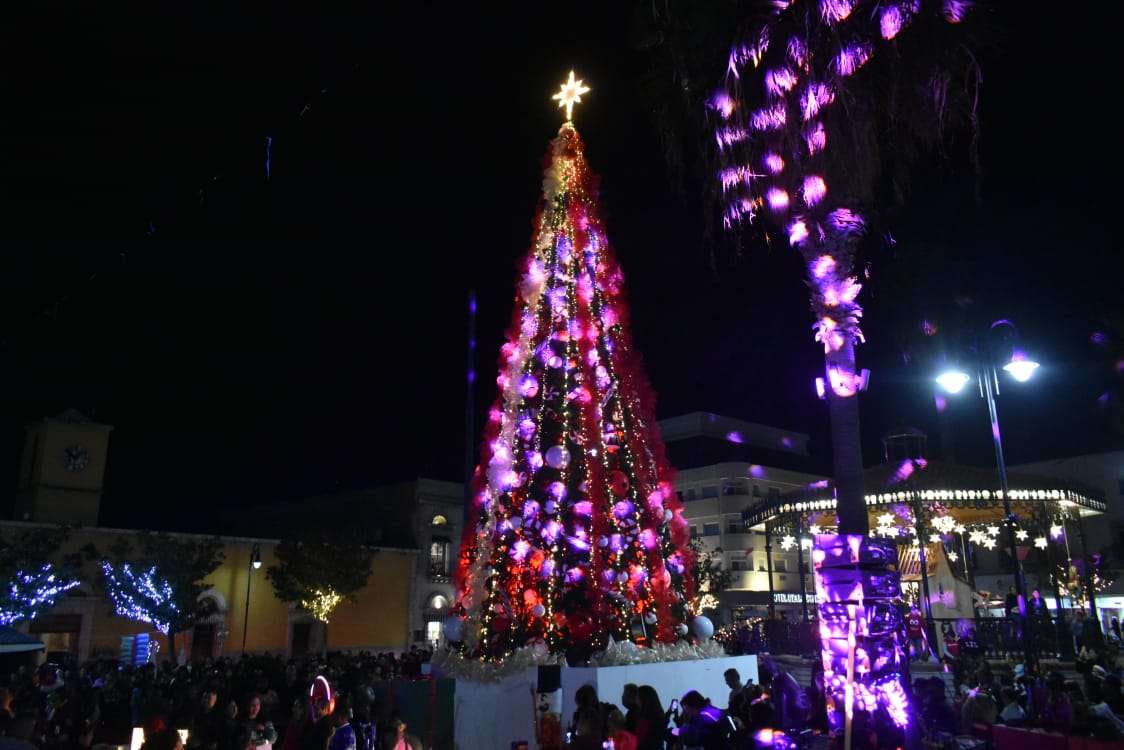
[708,91,736,119]
[788,219,809,245]
[787,36,808,68]
[828,208,865,235]
[805,121,827,154]
[751,102,787,131]
[943,0,972,23]
[767,187,791,211]
[835,43,872,77]
[765,67,799,97]
[716,127,749,149]
[802,83,834,121]
[803,175,827,206]
[812,255,836,279]
[820,0,853,24]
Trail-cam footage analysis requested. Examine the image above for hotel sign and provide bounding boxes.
[773,592,822,604]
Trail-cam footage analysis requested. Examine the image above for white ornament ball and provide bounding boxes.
[663,509,674,523]
[443,616,465,642]
[690,616,715,641]
[531,604,546,618]
[598,536,609,548]
[676,623,689,636]
[643,612,657,625]
[510,516,523,529]
[545,445,571,469]
[617,571,630,583]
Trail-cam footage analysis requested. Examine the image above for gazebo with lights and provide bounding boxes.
[742,451,1107,627]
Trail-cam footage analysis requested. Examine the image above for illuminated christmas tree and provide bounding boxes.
[455,73,694,661]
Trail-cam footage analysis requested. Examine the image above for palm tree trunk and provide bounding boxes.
[825,339,868,535]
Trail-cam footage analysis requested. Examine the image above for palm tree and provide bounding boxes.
[635,0,983,532]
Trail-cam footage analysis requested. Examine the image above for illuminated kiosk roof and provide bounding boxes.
[742,458,1106,530]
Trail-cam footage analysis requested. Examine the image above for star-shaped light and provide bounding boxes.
[779,535,796,550]
[877,513,895,527]
[1034,536,1048,550]
[1015,529,1029,541]
[552,71,591,121]
[982,537,998,550]
[947,551,959,562]
[929,533,942,544]
[986,526,1000,537]
[809,524,822,535]
[1050,524,1064,539]
[954,523,967,534]
[969,530,985,545]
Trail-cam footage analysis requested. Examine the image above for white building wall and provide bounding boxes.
[674,461,826,620]
[1012,451,1124,560]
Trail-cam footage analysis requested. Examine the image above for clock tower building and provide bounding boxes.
[16,409,112,525]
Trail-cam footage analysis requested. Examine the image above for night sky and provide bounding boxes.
[3,2,1122,531]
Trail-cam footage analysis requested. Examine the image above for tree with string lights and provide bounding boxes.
[0,527,81,626]
[453,73,695,663]
[101,532,224,659]
[266,536,374,623]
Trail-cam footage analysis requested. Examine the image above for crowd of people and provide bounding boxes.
[564,660,819,750]
[0,649,435,750]
[1,616,1122,750]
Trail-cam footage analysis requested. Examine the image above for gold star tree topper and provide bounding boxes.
[552,70,590,121]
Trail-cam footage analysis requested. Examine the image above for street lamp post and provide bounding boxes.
[242,544,262,656]
[937,321,1040,659]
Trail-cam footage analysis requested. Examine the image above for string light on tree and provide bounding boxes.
[301,589,343,623]
[101,561,178,635]
[0,565,80,626]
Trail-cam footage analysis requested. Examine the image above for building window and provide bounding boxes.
[1118,478,1124,495]
[768,487,780,498]
[702,485,719,499]
[426,593,449,612]
[425,620,442,644]
[756,556,766,572]
[690,526,699,540]
[676,491,684,502]
[730,560,746,571]
[726,520,742,534]
[429,540,450,578]
[752,485,761,497]
[686,489,697,502]
[703,523,720,537]
[774,559,788,572]
[431,514,448,527]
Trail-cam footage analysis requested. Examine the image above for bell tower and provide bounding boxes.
[15,409,113,525]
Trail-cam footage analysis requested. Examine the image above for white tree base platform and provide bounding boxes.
[451,654,758,750]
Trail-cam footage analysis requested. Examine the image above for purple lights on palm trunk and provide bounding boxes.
[814,535,911,738]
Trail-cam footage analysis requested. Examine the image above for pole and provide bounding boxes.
[796,516,809,624]
[982,365,1027,610]
[241,554,253,656]
[765,523,776,620]
[958,530,975,589]
[1075,514,1101,626]
[463,290,477,529]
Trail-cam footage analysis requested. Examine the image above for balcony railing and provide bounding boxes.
[428,562,449,582]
